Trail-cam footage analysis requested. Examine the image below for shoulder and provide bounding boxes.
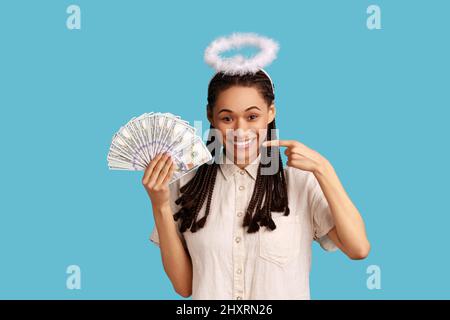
[283,165,316,190]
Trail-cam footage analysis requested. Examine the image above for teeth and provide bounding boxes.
[234,138,256,147]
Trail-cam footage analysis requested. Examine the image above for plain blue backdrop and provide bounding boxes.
[0,0,449,299]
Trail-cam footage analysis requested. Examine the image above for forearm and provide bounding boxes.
[314,160,370,257]
[153,204,193,297]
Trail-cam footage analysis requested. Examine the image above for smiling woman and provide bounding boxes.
[146,32,370,300]
[209,85,276,168]
[188,70,288,235]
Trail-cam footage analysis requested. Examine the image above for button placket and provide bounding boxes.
[232,171,246,300]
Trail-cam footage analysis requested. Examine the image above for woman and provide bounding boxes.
[143,70,370,300]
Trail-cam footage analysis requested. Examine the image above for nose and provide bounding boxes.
[234,118,249,131]
[230,127,253,141]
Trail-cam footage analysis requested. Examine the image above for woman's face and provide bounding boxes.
[208,86,276,166]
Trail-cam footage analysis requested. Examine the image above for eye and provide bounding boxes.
[221,116,232,122]
[248,114,259,121]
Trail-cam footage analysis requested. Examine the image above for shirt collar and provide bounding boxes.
[218,151,261,181]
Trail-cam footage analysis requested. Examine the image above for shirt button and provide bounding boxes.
[235,236,241,243]
[236,296,242,300]
[237,211,243,217]
[238,185,245,191]
[239,170,245,175]
[237,268,242,274]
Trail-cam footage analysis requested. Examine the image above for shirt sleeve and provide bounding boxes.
[307,172,338,252]
[149,178,188,251]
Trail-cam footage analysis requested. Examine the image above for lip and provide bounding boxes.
[231,137,257,148]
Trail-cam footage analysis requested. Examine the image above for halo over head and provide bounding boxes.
[204,32,279,93]
[204,32,279,76]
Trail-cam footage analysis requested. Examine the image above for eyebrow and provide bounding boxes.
[218,106,261,114]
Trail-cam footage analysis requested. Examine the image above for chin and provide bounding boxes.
[230,146,259,165]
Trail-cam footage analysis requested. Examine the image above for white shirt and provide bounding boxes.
[150,153,337,300]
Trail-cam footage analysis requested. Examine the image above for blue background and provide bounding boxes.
[0,0,449,299]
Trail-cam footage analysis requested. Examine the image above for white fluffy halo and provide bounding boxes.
[204,32,279,76]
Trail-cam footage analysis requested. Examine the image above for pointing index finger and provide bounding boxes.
[263,139,296,148]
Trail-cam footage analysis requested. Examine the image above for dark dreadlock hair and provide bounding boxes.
[173,70,290,234]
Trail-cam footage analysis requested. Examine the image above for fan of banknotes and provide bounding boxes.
[107,112,212,184]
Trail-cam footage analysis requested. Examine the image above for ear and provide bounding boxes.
[268,103,276,124]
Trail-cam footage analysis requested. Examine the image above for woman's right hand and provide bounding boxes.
[142,153,176,209]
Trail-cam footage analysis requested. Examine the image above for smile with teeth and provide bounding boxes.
[232,138,257,148]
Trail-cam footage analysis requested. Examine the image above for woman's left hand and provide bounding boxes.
[262,139,328,174]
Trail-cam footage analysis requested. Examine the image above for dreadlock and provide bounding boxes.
[173,70,289,234]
